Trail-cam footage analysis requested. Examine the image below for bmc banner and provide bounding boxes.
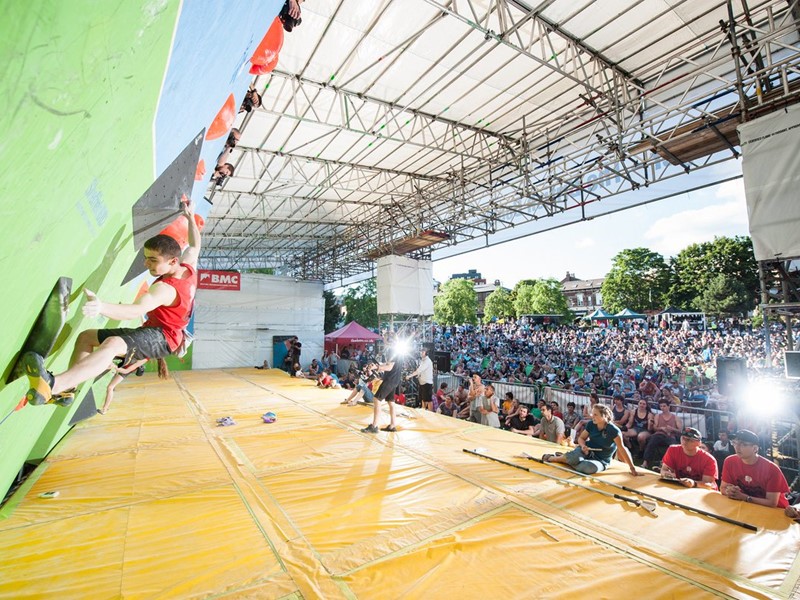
[198,270,241,291]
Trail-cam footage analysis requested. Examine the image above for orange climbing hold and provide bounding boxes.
[249,17,283,74]
[205,94,236,141]
[159,214,205,248]
[195,159,206,181]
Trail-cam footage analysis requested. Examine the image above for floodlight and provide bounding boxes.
[393,337,412,358]
[740,380,786,418]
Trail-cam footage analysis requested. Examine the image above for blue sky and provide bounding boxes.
[431,161,750,287]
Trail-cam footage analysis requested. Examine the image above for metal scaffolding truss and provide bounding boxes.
[202,0,800,283]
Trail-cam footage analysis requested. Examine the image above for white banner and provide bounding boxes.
[376,256,434,315]
[738,104,800,261]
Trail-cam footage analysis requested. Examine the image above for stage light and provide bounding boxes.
[393,337,412,357]
[740,379,786,418]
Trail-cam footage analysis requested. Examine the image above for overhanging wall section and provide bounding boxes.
[193,274,324,369]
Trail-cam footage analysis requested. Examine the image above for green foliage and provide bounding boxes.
[323,290,341,333]
[483,287,514,323]
[601,248,671,313]
[668,236,758,311]
[697,274,749,317]
[342,278,378,328]
[434,278,478,325]
[513,278,571,318]
[244,267,275,275]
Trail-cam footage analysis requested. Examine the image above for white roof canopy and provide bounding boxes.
[203,0,800,283]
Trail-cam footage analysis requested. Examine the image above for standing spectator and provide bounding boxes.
[407,348,433,410]
[479,384,501,428]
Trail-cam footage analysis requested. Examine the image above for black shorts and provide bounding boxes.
[375,375,401,402]
[419,383,433,402]
[98,327,171,364]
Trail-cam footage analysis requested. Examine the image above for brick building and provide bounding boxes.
[560,272,604,317]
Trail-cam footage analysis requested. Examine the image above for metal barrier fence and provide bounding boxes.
[435,373,543,405]
[435,372,736,443]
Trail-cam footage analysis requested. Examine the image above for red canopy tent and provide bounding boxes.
[324,321,382,353]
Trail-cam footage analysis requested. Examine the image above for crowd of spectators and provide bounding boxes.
[433,321,789,403]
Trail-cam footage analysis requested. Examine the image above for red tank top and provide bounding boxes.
[143,263,197,351]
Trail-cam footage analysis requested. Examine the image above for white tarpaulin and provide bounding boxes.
[738,103,800,261]
[193,274,324,369]
[376,256,434,315]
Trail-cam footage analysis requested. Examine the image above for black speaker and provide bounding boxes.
[717,356,747,395]
[785,351,800,379]
[434,351,450,372]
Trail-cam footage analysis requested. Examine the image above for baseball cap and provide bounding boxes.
[680,427,702,440]
[733,429,759,445]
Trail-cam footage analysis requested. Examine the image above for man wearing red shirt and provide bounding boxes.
[23,201,200,406]
[721,429,790,508]
[660,427,718,489]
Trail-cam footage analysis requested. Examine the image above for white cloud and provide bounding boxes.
[575,237,596,249]
[644,196,749,257]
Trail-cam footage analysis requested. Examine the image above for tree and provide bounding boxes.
[513,278,571,318]
[697,274,749,318]
[323,290,340,333]
[668,236,758,311]
[601,248,671,313]
[434,278,478,325]
[342,278,378,328]
[483,287,514,323]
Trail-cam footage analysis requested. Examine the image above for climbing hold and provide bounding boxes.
[206,94,236,141]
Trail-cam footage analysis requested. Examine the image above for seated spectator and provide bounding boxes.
[660,427,718,489]
[293,363,305,378]
[435,382,448,411]
[622,398,653,455]
[509,404,537,436]
[611,394,632,431]
[721,429,789,508]
[642,400,683,469]
[500,391,515,420]
[394,385,407,406]
[308,358,319,377]
[503,398,522,428]
[317,369,340,389]
[549,400,563,419]
[531,400,546,420]
[342,370,378,406]
[712,430,735,477]
[562,401,581,434]
[544,404,638,476]
[638,376,660,401]
[537,402,566,445]
[437,395,458,417]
